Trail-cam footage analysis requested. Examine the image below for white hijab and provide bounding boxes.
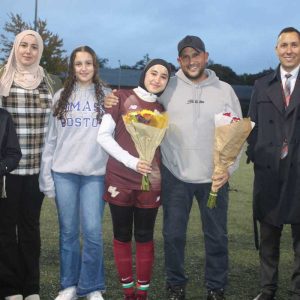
[0,30,45,97]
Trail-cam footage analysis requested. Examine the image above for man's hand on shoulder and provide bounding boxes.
[104,89,119,108]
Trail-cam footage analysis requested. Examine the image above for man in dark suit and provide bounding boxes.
[247,27,300,300]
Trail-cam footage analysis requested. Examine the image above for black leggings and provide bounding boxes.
[109,203,159,243]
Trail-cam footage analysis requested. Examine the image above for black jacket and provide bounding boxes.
[0,108,22,192]
[247,66,300,226]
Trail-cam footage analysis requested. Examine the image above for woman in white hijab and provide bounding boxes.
[0,30,60,300]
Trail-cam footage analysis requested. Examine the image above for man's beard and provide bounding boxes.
[182,66,205,81]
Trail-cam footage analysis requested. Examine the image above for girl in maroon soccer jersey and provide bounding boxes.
[97,59,171,300]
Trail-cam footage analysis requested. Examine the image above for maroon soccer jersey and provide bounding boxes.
[105,89,164,191]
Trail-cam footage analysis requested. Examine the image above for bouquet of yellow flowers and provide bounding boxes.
[122,109,169,191]
[207,112,255,208]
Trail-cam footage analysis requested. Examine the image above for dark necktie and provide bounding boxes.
[281,73,292,159]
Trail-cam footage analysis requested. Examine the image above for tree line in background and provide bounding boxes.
[0,13,274,85]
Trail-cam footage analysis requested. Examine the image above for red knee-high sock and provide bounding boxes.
[113,239,135,296]
[136,240,154,297]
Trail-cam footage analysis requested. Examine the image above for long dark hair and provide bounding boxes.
[53,45,106,122]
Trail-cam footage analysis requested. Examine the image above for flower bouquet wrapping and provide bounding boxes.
[122,109,169,191]
[207,112,255,208]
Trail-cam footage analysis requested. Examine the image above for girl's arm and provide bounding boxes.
[97,114,139,171]
[39,113,58,198]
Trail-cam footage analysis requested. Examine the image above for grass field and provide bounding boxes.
[39,152,294,299]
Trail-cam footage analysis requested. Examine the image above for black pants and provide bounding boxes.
[109,203,158,243]
[259,221,300,298]
[0,174,44,298]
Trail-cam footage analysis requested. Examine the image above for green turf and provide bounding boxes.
[40,152,294,299]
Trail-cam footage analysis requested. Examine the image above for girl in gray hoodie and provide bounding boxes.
[39,46,110,300]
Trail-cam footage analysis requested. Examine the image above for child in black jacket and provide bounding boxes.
[0,108,21,186]
[0,107,21,299]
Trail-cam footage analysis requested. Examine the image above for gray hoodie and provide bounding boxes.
[159,68,242,183]
[39,84,110,198]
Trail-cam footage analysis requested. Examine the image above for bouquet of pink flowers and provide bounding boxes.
[207,112,255,208]
[122,109,169,191]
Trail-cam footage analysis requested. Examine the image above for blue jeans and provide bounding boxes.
[162,165,228,291]
[53,172,106,296]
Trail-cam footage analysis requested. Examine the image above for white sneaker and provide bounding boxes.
[5,295,23,300]
[24,295,40,300]
[55,286,78,300]
[86,291,104,300]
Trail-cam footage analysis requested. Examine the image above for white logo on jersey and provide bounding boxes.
[108,186,120,198]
